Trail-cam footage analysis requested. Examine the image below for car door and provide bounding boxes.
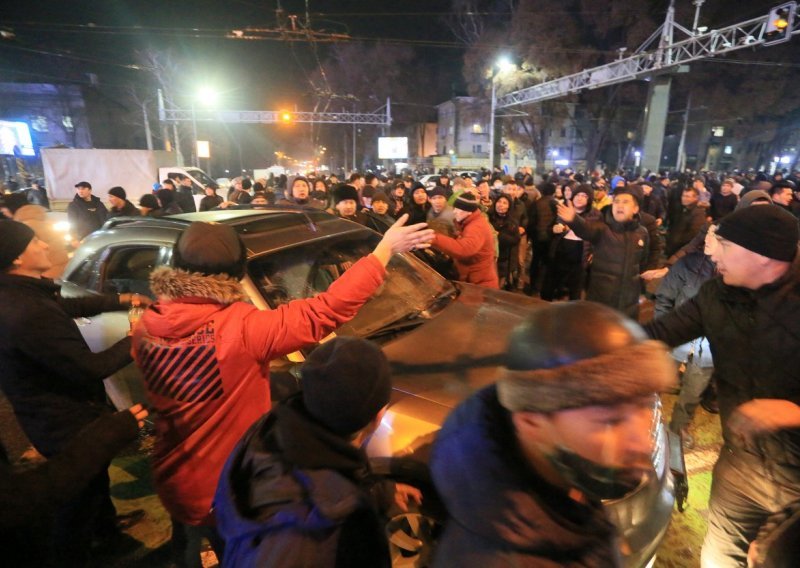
[62,243,169,409]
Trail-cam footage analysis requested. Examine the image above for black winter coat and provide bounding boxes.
[66,195,108,240]
[108,199,141,218]
[0,275,131,456]
[646,250,800,478]
[430,385,620,567]
[489,211,521,281]
[568,211,649,319]
[666,203,706,257]
[176,186,197,213]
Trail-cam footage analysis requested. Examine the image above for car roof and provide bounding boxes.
[69,207,374,270]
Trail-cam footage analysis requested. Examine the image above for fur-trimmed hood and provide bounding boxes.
[150,266,248,304]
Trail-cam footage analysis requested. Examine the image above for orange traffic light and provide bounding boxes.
[280,111,292,122]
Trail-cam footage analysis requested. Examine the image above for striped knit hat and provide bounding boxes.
[454,193,479,212]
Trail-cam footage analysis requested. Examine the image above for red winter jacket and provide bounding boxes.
[131,254,385,525]
[433,210,499,289]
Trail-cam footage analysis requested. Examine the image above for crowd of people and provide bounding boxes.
[1,163,800,567]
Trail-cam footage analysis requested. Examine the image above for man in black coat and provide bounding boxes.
[666,186,707,257]
[646,205,800,567]
[66,181,108,243]
[430,302,675,567]
[0,220,145,565]
[107,186,141,218]
[557,187,650,319]
[176,174,198,213]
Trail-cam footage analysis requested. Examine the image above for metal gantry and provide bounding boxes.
[496,5,798,109]
[158,95,392,127]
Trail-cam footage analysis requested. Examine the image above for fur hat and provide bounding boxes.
[332,184,359,204]
[301,337,392,436]
[173,222,247,279]
[497,302,675,413]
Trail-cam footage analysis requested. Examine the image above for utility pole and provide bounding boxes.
[676,92,692,172]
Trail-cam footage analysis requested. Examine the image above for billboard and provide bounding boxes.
[378,137,408,160]
[0,120,35,157]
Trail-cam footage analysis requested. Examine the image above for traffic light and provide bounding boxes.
[764,2,796,46]
[280,111,293,123]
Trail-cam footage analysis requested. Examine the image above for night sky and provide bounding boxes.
[0,0,468,108]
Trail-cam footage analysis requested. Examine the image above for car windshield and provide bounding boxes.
[247,232,456,338]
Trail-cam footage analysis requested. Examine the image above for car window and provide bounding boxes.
[248,232,454,338]
[65,250,104,290]
[100,246,161,298]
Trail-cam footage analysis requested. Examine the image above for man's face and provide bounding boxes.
[681,189,699,207]
[453,208,471,223]
[108,195,124,209]
[336,199,357,217]
[181,177,191,187]
[204,186,216,196]
[251,196,268,207]
[412,189,428,205]
[439,176,449,186]
[612,194,638,222]
[372,200,389,215]
[76,186,92,201]
[429,195,447,214]
[477,182,490,198]
[693,179,705,191]
[710,234,771,289]
[641,184,653,196]
[720,183,733,196]
[13,236,52,275]
[353,178,365,190]
[517,398,656,483]
[292,180,310,200]
[502,183,516,196]
[773,188,793,207]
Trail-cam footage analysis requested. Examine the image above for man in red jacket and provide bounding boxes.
[431,193,499,288]
[131,215,432,567]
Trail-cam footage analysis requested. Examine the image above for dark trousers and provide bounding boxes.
[702,447,800,567]
[540,239,583,301]
[50,467,114,566]
[171,517,225,568]
[528,239,552,292]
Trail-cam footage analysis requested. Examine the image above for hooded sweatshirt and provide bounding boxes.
[131,254,385,525]
[430,385,619,567]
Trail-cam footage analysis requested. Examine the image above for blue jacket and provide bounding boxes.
[214,397,391,568]
[430,385,620,567]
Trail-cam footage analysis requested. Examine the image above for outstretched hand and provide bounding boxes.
[372,214,435,266]
[126,404,150,429]
[555,200,577,224]
[393,482,423,513]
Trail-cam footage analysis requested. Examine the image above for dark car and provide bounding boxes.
[60,208,683,567]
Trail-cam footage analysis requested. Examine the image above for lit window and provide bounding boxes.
[472,123,483,134]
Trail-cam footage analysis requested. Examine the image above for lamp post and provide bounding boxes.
[489,56,515,171]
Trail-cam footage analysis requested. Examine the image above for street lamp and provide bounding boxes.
[191,86,218,168]
[489,56,516,171]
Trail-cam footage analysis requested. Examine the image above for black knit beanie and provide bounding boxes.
[301,337,392,436]
[454,193,479,212]
[0,220,35,270]
[716,205,799,262]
